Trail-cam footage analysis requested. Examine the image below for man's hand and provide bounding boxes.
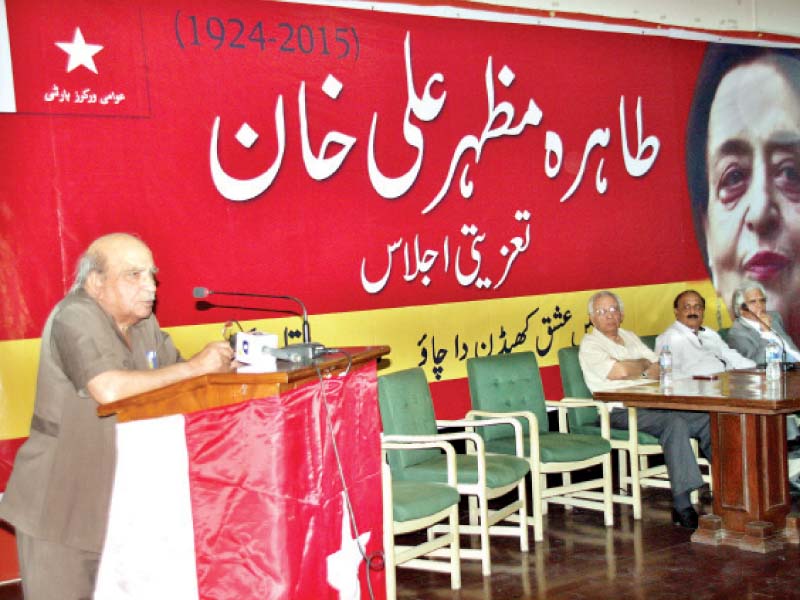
[608,358,654,380]
[89,341,238,404]
[188,341,237,375]
[643,361,660,379]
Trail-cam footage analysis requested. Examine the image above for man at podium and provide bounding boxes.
[0,233,237,600]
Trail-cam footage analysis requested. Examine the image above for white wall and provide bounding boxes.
[469,0,800,37]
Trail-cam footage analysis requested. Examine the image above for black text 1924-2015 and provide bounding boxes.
[174,10,360,60]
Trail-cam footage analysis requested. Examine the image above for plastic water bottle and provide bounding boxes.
[766,339,782,382]
[659,345,673,388]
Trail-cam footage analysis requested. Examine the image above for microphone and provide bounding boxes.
[193,286,324,363]
[740,304,793,371]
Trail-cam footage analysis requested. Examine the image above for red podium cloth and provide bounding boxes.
[0,437,25,581]
[96,362,384,600]
[0,437,25,492]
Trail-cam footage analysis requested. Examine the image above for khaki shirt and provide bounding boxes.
[0,289,180,552]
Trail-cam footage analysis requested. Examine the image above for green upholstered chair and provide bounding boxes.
[639,334,657,350]
[382,436,461,600]
[465,352,613,543]
[378,368,530,576]
[558,345,669,519]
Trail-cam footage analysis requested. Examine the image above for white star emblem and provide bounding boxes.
[55,27,103,74]
[326,492,371,600]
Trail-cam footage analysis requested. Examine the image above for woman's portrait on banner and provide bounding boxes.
[687,43,800,341]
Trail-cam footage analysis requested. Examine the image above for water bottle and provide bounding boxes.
[659,345,673,388]
[766,339,782,382]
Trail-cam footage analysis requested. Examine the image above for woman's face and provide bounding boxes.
[704,59,800,328]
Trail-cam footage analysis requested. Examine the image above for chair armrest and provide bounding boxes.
[460,410,538,432]
[461,410,535,461]
[554,397,608,409]
[545,398,611,439]
[381,434,458,486]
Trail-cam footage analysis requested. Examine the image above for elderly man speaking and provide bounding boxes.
[579,290,711,529]
[0,233,237,600]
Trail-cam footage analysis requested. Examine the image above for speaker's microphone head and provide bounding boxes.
[741,303,750,312]
[193,286,210,299]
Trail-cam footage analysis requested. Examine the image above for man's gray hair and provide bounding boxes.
[732,280,767,317]
[587,290,624,316]
[70,247,107,292]
[70,232,145,292]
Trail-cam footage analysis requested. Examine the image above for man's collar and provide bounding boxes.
[739,315,761,332]
[674,320,705,334]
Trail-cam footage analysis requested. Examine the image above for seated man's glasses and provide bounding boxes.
[594,306,621,316]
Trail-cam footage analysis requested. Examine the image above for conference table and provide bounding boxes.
[593,369,800,553]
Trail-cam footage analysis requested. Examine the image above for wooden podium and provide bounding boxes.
[98,345,390,421]
[94,346,390,600]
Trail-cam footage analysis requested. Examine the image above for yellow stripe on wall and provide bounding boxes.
[0,280,726,439]
[0,337,40,439]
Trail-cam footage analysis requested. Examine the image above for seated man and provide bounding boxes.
[656,290,754,379]
[579,290,711,529]
[727,280,800,365]
[727,281,800,482]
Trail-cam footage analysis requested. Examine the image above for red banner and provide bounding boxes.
[0,0,713,341]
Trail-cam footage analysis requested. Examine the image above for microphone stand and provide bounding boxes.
[194,287,325,364]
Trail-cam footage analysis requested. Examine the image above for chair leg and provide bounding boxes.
[562,471,573,512]
[448,504,461,590]
[517,479,529,552]
[618,449,630,495]
[384,518,397,600]
[532,473,544,543]
[602,452,614,527]
[690,439,699,504]
[478,494,492,576]
[629,449,642,520]
[540,474,549,515]
[468,496,479,526]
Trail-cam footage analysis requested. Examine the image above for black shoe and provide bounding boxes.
[672,506,699,529]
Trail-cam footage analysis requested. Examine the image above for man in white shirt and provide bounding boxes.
[656,290,755,379]
[579,290,711,529]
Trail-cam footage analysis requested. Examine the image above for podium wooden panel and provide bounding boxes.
[98,346,390,421]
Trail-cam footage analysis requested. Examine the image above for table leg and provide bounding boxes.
[692,412,798,552]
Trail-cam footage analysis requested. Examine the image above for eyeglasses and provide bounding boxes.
[593,306,621,317]
[746,297,767,305]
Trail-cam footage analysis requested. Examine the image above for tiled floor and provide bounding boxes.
[2,487,799,599]
[394,487,800,600]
